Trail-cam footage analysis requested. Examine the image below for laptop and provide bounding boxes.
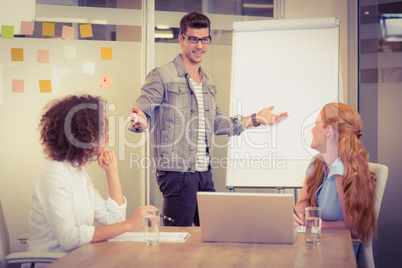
[197,192,296,244]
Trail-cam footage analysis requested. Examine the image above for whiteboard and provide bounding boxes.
[226,18,340,189]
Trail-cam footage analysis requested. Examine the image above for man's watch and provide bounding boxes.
[251,113,260,127]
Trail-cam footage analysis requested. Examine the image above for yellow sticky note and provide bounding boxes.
[80,24,93,38]
[12,79,24,93]
[20,21,34,35]
[42,22,55,36]
[39,80,52,93]
[11,48,24,61]
[62,25,75,40]
[100,75,112,88]
[37,50,50,63]
[101,47,113,60]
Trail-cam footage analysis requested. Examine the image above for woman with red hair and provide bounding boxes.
[295,102,377,257]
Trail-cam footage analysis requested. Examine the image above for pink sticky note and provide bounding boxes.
[12,79,24,93]
[62,25,75,40]
[100,75,112,88]
[20,21,34,35]
[37,50,49,63]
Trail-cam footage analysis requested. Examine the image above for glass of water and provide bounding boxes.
[144,208,160,246]
[305,207,322,244]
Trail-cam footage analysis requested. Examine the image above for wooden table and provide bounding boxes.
[47,227,357,268]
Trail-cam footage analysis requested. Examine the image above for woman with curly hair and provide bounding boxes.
[294,102,377,257]
[27,95,155,253]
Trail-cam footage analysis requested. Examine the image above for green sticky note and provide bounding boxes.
[1,25,14,39]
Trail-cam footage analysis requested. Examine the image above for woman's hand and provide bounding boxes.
[98,150,118,172]
[126,205,158,231]
[293,212,304,228]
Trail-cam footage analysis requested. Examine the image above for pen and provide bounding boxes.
[160,214,174,222]
[293,207,299,218]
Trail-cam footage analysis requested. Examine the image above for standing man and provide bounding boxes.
[130,12,288,226]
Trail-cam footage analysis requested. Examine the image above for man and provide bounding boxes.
[130,12,288,226]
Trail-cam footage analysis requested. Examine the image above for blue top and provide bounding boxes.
[315,157,345,221]
[306,158,359,257]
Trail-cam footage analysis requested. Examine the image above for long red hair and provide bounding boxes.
[303,103,377,246]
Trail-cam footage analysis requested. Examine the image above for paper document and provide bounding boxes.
[296,226,306,233]
[108,232,190,242]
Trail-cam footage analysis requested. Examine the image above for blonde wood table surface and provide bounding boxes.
[47,226,356,268]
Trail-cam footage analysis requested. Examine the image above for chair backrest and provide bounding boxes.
[369,162,389,219]
[357,162,389,268]
[0,199,11,268]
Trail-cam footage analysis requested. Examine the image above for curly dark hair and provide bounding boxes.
[39,95,106,167]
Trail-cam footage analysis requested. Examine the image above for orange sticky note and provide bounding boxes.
[37,50,49,63]
[80,24,93,38]
[11,48,24,61]
[39,80,52,93]
[42,22,55,36]
[62,25,75,40]
[20,21,34,35]
[12,79,24,93]
[100,75,111,88]
[101,47,113,60]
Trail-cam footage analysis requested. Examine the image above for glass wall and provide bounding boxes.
[0,0,145,252]
[359,1,402,267]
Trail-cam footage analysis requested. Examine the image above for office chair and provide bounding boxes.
[0,199,65,268]
[356,163,389,268]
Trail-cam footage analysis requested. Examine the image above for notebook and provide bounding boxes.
[197,192,296,244]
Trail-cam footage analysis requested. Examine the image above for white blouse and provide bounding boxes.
[27,161,126,253]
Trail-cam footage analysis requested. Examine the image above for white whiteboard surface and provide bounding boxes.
[226,18,340,189]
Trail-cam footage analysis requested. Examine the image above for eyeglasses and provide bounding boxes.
[182,33,212,44]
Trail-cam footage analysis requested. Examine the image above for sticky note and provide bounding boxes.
[39,80,52,93]
[12,79,24,93]
[64,45,76,59]
[62,25,75,40]
[1,25,14,39]
[20,21,34,35]
[37,50,50,63]
[11,48,24,61]
[83,61,95,75]
[100,75,111,88]
[42,22,55,36]
[80,24,93,38]
[101,47,113,60]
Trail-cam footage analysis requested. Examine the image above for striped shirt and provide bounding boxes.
[189,77,209,171]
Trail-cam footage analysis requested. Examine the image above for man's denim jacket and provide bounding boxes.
[133,54,243,172]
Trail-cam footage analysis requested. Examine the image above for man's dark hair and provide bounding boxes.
[180,12,211,35]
